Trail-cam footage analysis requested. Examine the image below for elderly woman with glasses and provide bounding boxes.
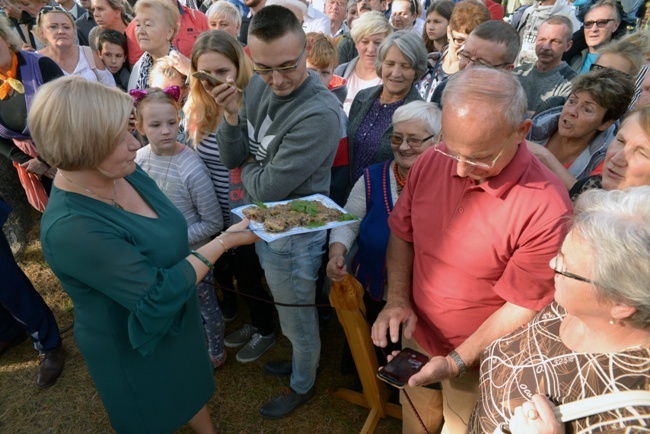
[327,100,440,359]
[36,6,116,86]
[469,186,650,434]
[527,68,634,190]
[346,30,427,186]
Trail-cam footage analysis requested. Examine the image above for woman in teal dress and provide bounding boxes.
[30,76,258,434]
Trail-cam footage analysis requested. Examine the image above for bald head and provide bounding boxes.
[442,67,527,131]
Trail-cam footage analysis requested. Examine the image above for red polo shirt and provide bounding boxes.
[126,3,209,66]
[388,142,572,358]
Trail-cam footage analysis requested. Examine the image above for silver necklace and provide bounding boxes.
[146,148,174,191]
[59,171,123,209]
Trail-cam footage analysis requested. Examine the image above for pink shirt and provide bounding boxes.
[126,3,209,66]
[388,142,572,358]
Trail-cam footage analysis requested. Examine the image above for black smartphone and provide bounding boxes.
[192,70,225,87]
[376,348,429,389]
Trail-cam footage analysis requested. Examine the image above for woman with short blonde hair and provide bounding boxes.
[335,11,393,114]
[33,75,258,433]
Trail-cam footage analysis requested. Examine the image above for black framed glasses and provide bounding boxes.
[551,252,595,285]
[457,50,511,69]
[252,44,306,76]
[389,134,436,148]
[583,19,615,29]
[589,63,634,80]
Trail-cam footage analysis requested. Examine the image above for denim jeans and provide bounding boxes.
[256,231,326,394]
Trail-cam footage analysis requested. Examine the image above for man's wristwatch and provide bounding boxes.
[448,350,467,377]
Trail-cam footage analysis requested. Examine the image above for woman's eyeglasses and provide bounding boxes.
[589,63,634,80]
[389,134,436,148]
[551,252,595,285]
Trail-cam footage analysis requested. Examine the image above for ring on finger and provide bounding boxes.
[526,408,538,420]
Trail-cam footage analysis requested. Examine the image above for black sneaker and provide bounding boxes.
[221,296,238,323]
[259,386,316,419]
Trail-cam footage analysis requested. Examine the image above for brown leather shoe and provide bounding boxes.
[36,346,65,389]
[0,332,29,360]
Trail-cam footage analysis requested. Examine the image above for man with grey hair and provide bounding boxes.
[514,15,577,114]
[371,67,573,433]
[569,0,620,74]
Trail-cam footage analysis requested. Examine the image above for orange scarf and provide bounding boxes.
[0,53,24,100]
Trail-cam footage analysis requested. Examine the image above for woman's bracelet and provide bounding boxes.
[216,236,229,253]
[190,250,214,271]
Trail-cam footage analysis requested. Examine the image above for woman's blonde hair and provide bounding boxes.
[350,11,392,44]
[134,0,180,42]
[183,30,252,145]
[0,15,22,52]
[35,7,77,32]
[28,76,133,171]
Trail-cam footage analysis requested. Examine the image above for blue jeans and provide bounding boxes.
[256,231,326,394]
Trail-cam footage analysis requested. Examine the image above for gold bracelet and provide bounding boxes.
[216,236,229,252]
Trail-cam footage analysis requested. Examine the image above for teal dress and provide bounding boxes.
[41,166,214,433]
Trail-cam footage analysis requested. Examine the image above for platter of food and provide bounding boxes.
[232,194,359,242]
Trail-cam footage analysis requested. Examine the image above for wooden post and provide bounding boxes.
[329,275,402,433]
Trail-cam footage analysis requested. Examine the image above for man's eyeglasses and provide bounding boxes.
[389,134,436,148]
[583,19,615,29]
[551,252,595,285]
[457,50,511,69]
[252,44,306,76]
[432,133,509,169]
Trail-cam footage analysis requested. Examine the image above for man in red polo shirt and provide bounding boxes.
[371,67,573,434]
[126,0,209,66]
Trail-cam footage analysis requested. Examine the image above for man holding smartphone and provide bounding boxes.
[371,67,573,433]
[214,5,340,420]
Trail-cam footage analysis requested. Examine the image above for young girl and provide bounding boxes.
[149,57,190,145]
[132,86,227,368]
[422,0,454,54]
[184,30,277,364]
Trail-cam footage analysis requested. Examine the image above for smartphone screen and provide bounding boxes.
[376,348,429,389]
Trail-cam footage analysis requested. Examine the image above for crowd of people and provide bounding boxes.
[1,0,649,432]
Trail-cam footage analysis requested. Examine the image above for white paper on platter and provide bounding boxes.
[232,194,359,242]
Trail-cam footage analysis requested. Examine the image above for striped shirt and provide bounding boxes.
[196,132,232,226]
[135,144,223,248]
